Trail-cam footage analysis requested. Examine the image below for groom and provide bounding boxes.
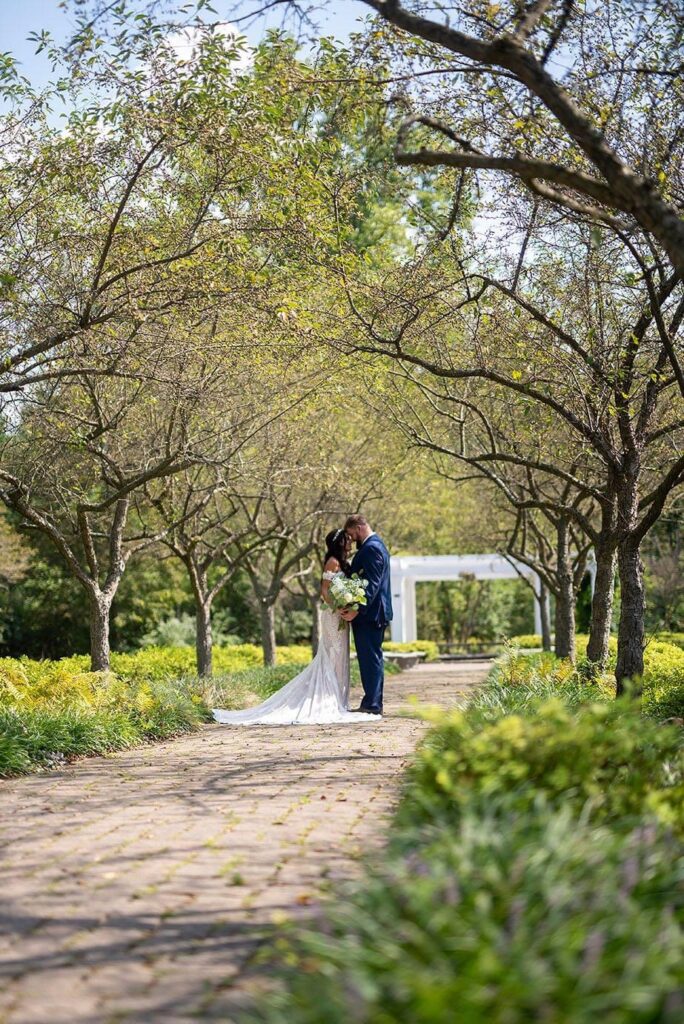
[340,515,393,716]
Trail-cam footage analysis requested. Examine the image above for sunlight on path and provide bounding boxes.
[0,661,488,1024]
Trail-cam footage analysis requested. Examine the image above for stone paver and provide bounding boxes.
[0,661,488,1024]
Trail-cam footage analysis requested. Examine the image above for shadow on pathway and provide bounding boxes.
[0,661,488,1023]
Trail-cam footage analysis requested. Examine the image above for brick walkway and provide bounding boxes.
[0,661,488,1024]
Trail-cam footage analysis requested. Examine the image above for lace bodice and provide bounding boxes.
[322,570,338,581]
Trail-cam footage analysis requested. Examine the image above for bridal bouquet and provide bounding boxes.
[326,573,369,629]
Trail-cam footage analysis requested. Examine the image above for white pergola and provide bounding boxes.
[389,553,543,643]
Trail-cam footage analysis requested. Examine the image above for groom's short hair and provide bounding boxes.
[345,514,368,529]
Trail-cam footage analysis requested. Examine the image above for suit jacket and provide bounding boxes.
[351,534,393,628]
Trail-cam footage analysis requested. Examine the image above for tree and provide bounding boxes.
[357,0,684,319]
[148,468,251,676]
[1,20,355,669]
[327,221,683,689]
[0,22,265,402]
[0,331,247,669]
[386,372,598,659]
[505,507,591,662]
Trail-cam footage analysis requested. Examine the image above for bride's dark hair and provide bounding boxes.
[324,528,352,576]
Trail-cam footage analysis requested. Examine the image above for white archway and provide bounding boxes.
[390,554,543,644]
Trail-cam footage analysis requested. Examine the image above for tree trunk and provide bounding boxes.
[195,599,213,678]
[554,517,576,662]
[614,463,645,695]
[586,539,616,673]
[260,601,277,667]
[539,581,552,651]
[185,561,215,678]
[89,590,112,672]
[615,539,645,695]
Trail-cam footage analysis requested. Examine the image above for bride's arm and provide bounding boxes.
[320,557,340,608]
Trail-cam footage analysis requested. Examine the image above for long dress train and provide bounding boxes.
[212,576,377,726]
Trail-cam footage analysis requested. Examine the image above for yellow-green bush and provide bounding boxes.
[382,640,439,662]
[401,699,684,833]
[112,643,312,680]
[574,633,619,665]
[508,633,543,648]
[658,631,684,650]
[0,656,105,710]
[491,649,578,689]
[642,640,684,719]
[0,644,312,698]
[0,644,313,777]
[496,639,684,714]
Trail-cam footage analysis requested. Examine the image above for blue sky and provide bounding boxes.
[2,1,369,89]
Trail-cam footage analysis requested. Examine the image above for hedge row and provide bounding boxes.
[250,651,684,1023]
[0,641,408,777]
[0,645,313,777]
[382,639,440,661]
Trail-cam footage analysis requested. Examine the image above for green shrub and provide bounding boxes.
[507,633,543,648]
[658,632,684,651]
[0,645,342,776]
[399,699,684,834]
[382,640,439,661]
[205,663,310,711]
[252,805,684,1024]
[0,637,393,776]
[642,640,684,720]
[0,673,213,777]
[473,652,606,717]
[0,705,138,774]
[251,651,684,1024]
[497,640,684,717]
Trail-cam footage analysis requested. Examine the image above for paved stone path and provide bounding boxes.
[0,661,488,1024]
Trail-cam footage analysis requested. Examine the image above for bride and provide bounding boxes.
[212,528,379,726]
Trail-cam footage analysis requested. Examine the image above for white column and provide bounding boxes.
[586,548,597,598]
[404,577,417,642]
[390,563,405,641]
[390,569,417,642]
[533,574,543,635]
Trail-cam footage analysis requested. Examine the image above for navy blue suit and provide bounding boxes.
[351,534,392,713]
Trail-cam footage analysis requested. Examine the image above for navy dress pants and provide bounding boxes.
[352,621,385,713]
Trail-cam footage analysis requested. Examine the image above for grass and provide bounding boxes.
[0,648,403,777]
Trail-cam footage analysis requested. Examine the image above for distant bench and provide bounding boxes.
[382,650,427,670]
[351,650,428,670]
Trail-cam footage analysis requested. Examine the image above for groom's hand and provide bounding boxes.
[340,609,358,621]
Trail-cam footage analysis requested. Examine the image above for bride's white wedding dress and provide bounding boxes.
[212,572,378,726]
